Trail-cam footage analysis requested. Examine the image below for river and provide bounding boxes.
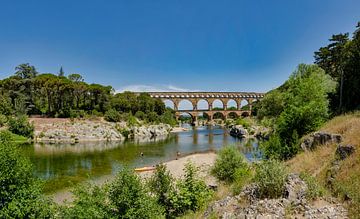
[20,126,261,193]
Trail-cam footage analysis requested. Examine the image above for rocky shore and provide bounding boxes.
[31,118,172,144]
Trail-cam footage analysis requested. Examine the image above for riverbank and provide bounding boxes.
[31,118,171,144]
[51,151,217,204]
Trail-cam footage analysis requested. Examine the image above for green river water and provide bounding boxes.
[20,126,261,193]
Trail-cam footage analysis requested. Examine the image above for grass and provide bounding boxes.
[287,111,360,218]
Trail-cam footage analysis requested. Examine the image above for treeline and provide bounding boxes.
[0,64,176,126]
[256,21,360,160]
[314,22,360,113]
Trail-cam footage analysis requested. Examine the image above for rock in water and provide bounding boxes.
[229,125,249,138]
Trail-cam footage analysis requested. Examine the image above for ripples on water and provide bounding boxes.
[20,126,262,192]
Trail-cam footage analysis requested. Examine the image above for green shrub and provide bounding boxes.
[232,166,253,195]
[0,138,54,218]
[109,167,165,218]
[253,160,288,199]
[146,111,159,123]
[7,115,34,138]
[127,115,139,126]
[168,162,213,217]
[235,118,250,129]
[212,146,248,182]
[300,172,325,200]
[0,114,7,127]
[261,131,300,160]
[159,109,177,126]
[104,109,121,122]
[60,183,113,218]
[148,164,173,208]
[134,111,146,120]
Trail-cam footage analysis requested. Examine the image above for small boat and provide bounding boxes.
[134,166,156,172]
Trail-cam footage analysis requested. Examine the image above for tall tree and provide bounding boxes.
[14,63,38,79]
[58,66,65,77]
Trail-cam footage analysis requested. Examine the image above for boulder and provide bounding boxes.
[229,125,249,138]
[301,132,342,151]
[336,144,355,160]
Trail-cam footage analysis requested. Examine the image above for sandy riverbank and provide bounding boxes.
[170,126,189,133]
[51,152,217,204]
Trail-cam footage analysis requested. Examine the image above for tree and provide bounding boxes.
[259,64,336,160]
[58,66,65,77]
[14,63,38,79]
[0,132,54,217]
[68,73,84,82]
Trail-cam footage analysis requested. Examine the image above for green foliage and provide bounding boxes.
[300,172,325,200]
[261,131,300,160]
[232,166,253,195]
[235,118,251,129]
[7,115,34,139]
[159,109,177,127]
[212,146,248,182]
[0,114,7,127]
[134,110,146,120]
[258,64,335,160]
[253,160,288,199]
[109,167,165,218]
[60,183,113,218]
[0,95,13,116]
[167,162,213,217]
[314,22,360,113]
[148,164,173,208]
[127,115,139,126]
[0,136,54,218]
[104,109,121,122]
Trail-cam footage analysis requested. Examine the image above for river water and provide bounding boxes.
[20,126,261,193]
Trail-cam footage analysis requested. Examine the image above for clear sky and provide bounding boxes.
[0,0,359,93]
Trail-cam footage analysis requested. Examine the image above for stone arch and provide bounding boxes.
[240,99,249,110]
[178,99,194,111]
[213,111,225,120]
[227,111,239,119]
[227,99,237,110]
[212,99,224,110]
[163,99,176,110]
[241,111,250,117]
[178,112,195,123]
[197,99,209,110]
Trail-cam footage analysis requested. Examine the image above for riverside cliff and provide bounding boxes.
[31,118,172,144]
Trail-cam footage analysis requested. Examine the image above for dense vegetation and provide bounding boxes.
[314,22,360,113]
[0,64,177,139]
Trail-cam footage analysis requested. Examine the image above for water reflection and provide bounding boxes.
[21,126,261,192]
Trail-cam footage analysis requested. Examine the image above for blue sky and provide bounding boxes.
[0,0,359,93]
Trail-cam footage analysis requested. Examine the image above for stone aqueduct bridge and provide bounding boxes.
[146,92,265,121]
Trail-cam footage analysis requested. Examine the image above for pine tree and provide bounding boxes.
[59,66,65,77]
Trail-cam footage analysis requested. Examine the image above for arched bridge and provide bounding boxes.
[146,92,265,122]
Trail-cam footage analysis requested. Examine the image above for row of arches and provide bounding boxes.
[176,111,250,124]
[163,98,257,111]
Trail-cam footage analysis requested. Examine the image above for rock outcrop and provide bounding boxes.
[34,119,171,144]
[301,131,342,151]
[229,125,249,138]
[335,144,355,160]
[204,174,348,218]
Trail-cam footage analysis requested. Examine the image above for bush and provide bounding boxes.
[127,115,139,126]
[159,109,177,126]
[261,131,300,160]
[109,167,164,218]
[0,114,7,127]
[104,109,121,122]
[60,183,113,218]
[148,164,173,207]
[232,166,253,195]
[134,111,146,120]
[167,162,213,217]
[300,172,325,200]
[212,146,248,182]
[0,137,54,218]
[253,160,288,199]
[7,115,34,138]
[146,111,159,123]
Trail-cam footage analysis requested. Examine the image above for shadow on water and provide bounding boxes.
[19,126,262,193]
